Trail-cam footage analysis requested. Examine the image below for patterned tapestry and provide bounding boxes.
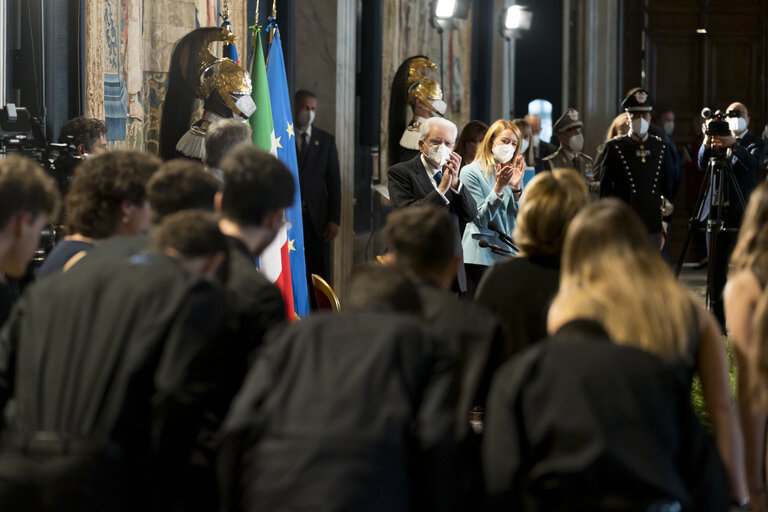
[380,0,472,171]
[84,0,248,153]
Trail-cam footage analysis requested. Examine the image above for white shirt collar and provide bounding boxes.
[298,124,312,139]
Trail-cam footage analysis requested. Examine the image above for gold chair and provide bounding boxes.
[311,274,341,312]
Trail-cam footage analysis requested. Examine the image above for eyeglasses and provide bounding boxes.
[427,138,455,149]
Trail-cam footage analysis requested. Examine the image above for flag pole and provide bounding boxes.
[269,0,278,45]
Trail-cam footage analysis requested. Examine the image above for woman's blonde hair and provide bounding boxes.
[730,182,768,281]
[513,169,589,257]
[605,113,629,141]
[551,199,698,362]
[472,119,520,177]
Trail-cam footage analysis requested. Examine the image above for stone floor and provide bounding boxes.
[678,263,708,306]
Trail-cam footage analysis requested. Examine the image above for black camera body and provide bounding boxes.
[701,107,741,137]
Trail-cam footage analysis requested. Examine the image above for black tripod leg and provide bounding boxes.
[675,162,713,277]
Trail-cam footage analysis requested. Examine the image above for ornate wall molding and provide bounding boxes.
[84,0,105,120]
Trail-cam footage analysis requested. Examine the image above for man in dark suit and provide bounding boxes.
[294,89,341,287]
[524,113,556,161]
[387,117,476,292]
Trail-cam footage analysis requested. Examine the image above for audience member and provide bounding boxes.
[77,158,220,265]
[216,145,290,360]
[724,181,768,510]
[548,199,749,505]
[459,119,523,296]
[542,109,594,190]
[699,101,768,324]
[455,120,489,167]
[592,113,631,199]
[204,118,251,182]
[512,118,535,169]
[524,113,556,161]
[483,315,729,511]
[37,151,160,278]
[216,265,459,512]
[0,155,59,325]
[388,117,476,293]
[58,117,109,157]
[0,210,230,511]
[475,169,588,356]
[294,89,341,289]
[598,88,673,247]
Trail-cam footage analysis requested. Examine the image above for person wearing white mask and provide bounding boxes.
[293,89,341,292]
[543,109,593,186]
[458,120,525,296]
[388,116,476,293]
[697,101,768,325]
[598,87,673,249]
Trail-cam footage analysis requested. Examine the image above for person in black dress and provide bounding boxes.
[474,169,589,356]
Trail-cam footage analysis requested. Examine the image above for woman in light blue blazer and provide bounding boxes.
[460,119,525,295]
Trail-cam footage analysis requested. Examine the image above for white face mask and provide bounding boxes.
[426,143,452,168]
[431,99,447,116]
[521,139,530,154]
[663,121,674,135]
[630,117,649,137]
[234,94,257,118]
[297,109,315,127]
[729,117,747,133]
[568,133,584,153]
[532,134,541,147]
[492,144,516,164]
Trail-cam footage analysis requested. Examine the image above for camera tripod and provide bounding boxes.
[674,146,746,311]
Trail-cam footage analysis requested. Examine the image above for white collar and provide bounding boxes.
[420,153,440,173]
[298,124,312,139]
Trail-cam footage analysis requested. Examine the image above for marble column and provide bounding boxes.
[567,0,620,159]
[332,0,356,297]
[84,0,105,120]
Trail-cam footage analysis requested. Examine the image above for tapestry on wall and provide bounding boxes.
[84,0,247,152]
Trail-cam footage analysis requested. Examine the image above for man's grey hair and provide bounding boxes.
[419,117,458,143]
[205,119,252,169]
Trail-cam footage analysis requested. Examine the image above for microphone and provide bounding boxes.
[487,221,521,253]
[478,239,512,256]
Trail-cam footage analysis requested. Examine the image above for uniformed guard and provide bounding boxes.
[598,88,671,244]
[543,108,596,197]
[387,56,447,164]
[159,23,255,161]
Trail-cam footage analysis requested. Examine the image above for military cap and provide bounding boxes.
[552,108,583,134]
[622,87,654,112]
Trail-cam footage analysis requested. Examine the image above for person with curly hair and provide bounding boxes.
[37,151,161,278]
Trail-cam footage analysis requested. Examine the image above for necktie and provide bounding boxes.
[300,132,309,158]
[433,170,443,187]
[572,157,580,173]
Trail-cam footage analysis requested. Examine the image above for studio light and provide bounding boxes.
[435,0,456,18]
[500,5,532,39]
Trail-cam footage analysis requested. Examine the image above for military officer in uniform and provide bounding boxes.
[543,109,596,197]
[598,88,671,247]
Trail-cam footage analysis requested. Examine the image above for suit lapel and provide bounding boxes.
[411,156,435,197]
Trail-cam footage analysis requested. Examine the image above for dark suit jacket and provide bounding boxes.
[483,320,729,512]
[698,130,768,218]
[216,310,460,512]
[296,126,341,238]
[387,155,477,291]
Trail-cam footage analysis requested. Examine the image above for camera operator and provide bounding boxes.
[58,117,108,157]
[698,103,767,326]
[698,103,767,213]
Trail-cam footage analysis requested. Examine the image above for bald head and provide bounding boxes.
[727,102,751,133]
[524,114,542,135]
